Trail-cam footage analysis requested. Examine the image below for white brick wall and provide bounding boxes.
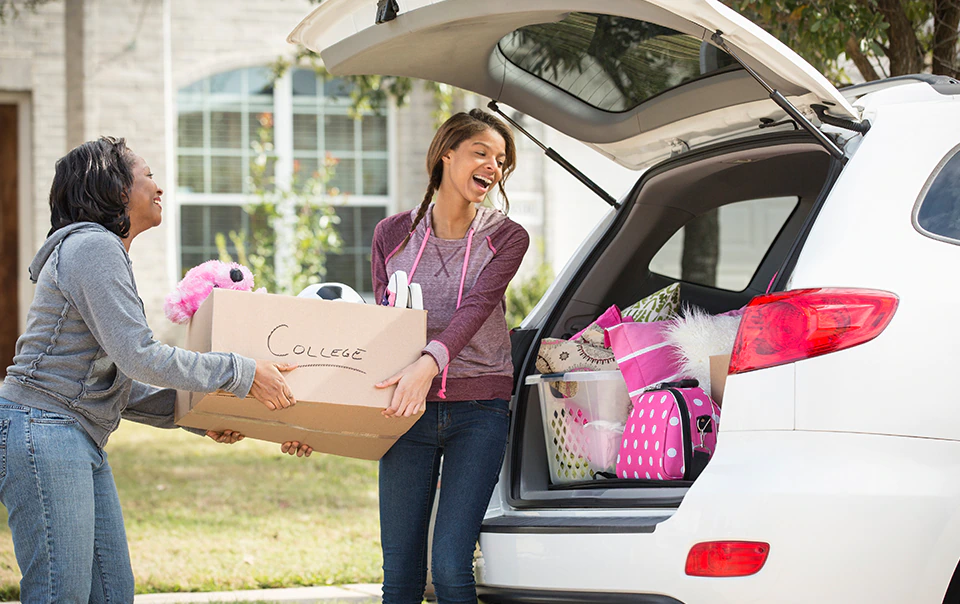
[395,84,442,213]
[1,0,439,344]
[89,0,172,340]
[0,1,67,254]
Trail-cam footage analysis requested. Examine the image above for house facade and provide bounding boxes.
[0,0,794,373]
[0,0,568,368]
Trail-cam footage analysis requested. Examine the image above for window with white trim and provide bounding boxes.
[176,66,390,294]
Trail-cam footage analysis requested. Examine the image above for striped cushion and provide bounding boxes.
[605,321,682,401]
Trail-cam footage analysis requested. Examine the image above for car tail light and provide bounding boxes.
[729,288,898,375]
[685,541,770,577]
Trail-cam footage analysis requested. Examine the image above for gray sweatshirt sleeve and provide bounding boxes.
[121,381,206,436]
[57,234,256,397]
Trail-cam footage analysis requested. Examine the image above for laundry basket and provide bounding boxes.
[526,371,632,485]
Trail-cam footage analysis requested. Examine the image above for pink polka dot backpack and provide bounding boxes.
[615,379,721,481]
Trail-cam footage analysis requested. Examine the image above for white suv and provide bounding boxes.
[291,1,960,602]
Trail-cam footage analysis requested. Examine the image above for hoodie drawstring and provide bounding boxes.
[408,227,431,282]
[457,229,474,308]
[438,227,474,400]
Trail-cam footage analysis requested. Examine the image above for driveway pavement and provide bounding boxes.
[5,584,382,604]
[133,585,382,604]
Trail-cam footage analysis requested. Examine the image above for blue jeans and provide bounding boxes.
[379,398,510,604]
[0,398,134,603]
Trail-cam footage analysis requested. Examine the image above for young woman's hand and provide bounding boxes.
[205,429,244,444]
[376,354,439,418]
[281,441,313,457]
[250,361,298,410]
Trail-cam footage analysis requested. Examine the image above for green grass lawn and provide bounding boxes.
[0,421,384,598]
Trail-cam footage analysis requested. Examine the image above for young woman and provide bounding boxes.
[0,137,309,602]
[372,109,529,603]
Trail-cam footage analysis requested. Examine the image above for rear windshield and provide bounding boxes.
[915,145,960,244]
[497,12,738,113]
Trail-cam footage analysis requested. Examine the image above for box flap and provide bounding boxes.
[709,354,731,406]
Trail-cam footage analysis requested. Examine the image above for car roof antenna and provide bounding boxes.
[488,100,619,208]
[711,31,848,164]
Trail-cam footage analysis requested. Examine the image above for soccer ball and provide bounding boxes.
[297,282,366,304]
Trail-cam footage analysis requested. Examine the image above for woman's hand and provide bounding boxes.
[376,354,439,418]
[206,429,244,444]
[281,441,313,457]
[249,361,298,410]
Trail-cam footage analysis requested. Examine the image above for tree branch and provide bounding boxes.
[933,0,960,77]
[846,36,881,81]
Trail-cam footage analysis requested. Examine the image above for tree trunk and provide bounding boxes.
[876,0,925,75]
[933,0,960,78]
[681,209,720,287]
[846,36,881,81]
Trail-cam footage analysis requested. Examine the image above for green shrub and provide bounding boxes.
[505,255,553,329]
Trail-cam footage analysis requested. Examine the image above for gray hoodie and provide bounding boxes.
[0,222,256,448]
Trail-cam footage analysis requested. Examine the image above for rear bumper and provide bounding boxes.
[479,430,960,603]
[478,586,682,604]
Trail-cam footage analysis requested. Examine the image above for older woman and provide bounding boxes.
[0,136,307,602]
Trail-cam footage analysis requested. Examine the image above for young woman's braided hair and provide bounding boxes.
[399,108,517,252]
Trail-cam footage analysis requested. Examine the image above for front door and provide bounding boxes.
[0,104,18,371]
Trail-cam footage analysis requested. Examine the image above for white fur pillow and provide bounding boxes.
[663,306,742,394]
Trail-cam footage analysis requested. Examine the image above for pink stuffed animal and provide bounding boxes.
[164,260,261,324]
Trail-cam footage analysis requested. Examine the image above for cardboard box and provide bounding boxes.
[709,354,731,407]
[175,289,426,460]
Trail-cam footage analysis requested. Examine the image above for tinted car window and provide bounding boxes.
[915,146,960,244]
[650,197,798,291]
[498,12,738,113]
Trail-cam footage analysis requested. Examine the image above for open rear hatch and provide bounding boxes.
[289,0,848,506]
[289,0,859,168]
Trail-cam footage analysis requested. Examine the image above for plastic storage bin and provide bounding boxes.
[525,370,632,484]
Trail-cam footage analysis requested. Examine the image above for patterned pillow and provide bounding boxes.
[536,303,629,377]
[535,338,616,375]
[621,283,680,323]
[535,338,616,398]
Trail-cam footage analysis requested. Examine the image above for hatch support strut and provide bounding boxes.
[711,31,847,163]
[487,101,619,208]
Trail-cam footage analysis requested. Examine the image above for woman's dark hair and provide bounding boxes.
[398,109,517,252]
[48,136,136,238]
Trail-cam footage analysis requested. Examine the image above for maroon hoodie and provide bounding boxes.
[371,204,529,402]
